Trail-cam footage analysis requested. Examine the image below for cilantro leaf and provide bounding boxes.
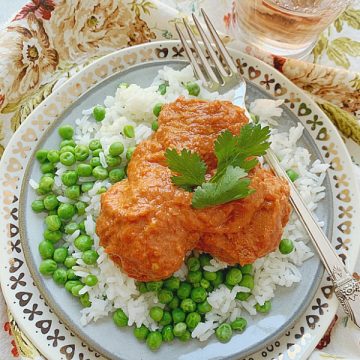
[192,166,254,209]
[165,148,207,190]
[213,124,271,181]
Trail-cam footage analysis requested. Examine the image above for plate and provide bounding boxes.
[1,41,359,360]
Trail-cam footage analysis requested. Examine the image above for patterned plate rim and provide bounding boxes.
[0,40,359,360]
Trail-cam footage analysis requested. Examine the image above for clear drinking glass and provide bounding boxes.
[234,0,351,58]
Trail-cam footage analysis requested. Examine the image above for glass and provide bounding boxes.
[234,0,351,58]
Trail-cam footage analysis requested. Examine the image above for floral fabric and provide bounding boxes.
[0,0,359,359]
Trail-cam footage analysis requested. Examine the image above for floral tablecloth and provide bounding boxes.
[0,0,359,359]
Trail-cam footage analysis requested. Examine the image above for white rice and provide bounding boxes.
[40,66,329,340]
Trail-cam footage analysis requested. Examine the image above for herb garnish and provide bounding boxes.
[165,123,271,209]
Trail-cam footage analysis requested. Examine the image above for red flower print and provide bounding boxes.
[316,314,338,349]
[0,94,4,108]
[11,340,19,357]
[3,321,12,335]
[12,0,55,21]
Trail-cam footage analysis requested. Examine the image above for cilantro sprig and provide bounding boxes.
[165,123,271,209]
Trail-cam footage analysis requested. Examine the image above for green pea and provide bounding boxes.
[149,306,164,322]
[71,284,84,297]
[123,125,135,138]
[74,145,90,161]
[177,282,192,299]
[32,199,45,213]
[197,300,212,314]
[60,151,76,166]
[89,139,102,151]
[93,149,103,158]
[239,274,254,290]
[164,276,180,291]
[240,264,253,275]
[179,330,191,342]
[65,280,82,293]
[106,154,121,167]
[81,182,94,192]
[138,282,147,294]
[64,185,80,200]
[80,292,91,307]
[97,187,107,194]
[181,298,196,313]
[61,171,78,187]
[187,270,202,284]
[82,250,99,265]
[158,289,174,304]
[126,146,136,161]
[64,256,77,269]
[161,325,174,342]
[43,194,59,211]
[74,235,93,252]
[45,215,61,231]
[186,312,201,330]
[42,173,55,179]
[109,142,124,156]
[173,322,187,337]
[158,83,167,95]
[57,203,76,220]
[172,308,186,324]
[212,271,224,288]
[88,157,100,168]
[133,325,149,341]
[113,308,128,327]
[146,281,163,292]
[53,247,68,263]
[151,121,159,132]
[153,103,163,117]
[146,331,162,351]
[92,166,108,180]
[279,239,294,255]
[187,257,200,272]
[36,149,49,163]
[200,278,210,290]
[159,311,172,326]
[286,169,299,182]
[78,220,85,232]
[64,222,79,235]
[109,168,125,183]
[47,150,60,163]
[66,268,79,280]
[226,268,243,286]
[77,164,92,177]
[58,125,74,140]
[256,300,272,313]
[53,268,68,285]
[168,296,180,310]
[38,176,54,194]
[118,82,129,89]
[75,201,86,216]
[236,292,251,301]
[84,274,98,286]
[203,270,217,281]
[43,229,62,243]
[186,81,200,96]
[199,253,212,268]
[60,139,76,148]
[40,162,55,174]
[38,240,55,259]
[215,323,232,343]
[60,145,75,154]
[191,287,207,303]
[231,317,247,332]
[93,105,106,122]
[39,259,57,276]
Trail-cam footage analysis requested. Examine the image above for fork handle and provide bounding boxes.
[264,150,360,328]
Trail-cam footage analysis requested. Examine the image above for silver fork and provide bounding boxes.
[175,9,360,328]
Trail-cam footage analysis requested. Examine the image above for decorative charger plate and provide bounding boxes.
[0,41,359,360]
